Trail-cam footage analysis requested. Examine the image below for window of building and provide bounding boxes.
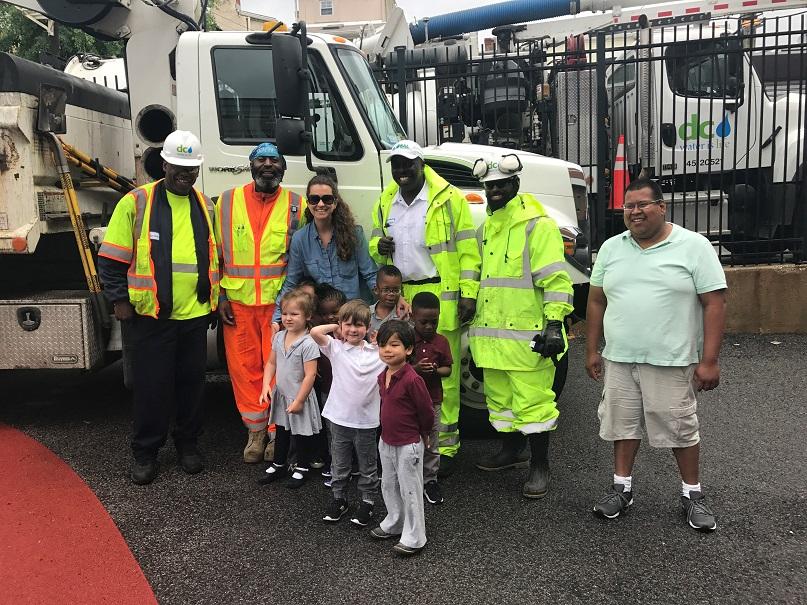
[320,0,333,16]
[212,47,361,161]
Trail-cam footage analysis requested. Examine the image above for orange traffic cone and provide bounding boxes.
[609,134,629,210]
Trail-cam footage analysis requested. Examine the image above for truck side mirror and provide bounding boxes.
[275,118,307,156]
[272,33,306,119]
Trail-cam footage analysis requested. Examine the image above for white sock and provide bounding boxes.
[614,474,632,492]
[682,481,701,498]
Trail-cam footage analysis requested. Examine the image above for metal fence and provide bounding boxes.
[372,12,807,264]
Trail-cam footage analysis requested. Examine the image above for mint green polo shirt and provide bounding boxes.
[590,224,726,366]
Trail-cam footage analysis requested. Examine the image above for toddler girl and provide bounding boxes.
[259,289,321,488]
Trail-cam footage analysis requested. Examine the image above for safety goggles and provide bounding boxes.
[472,154,523,181]
[308,194,336,206]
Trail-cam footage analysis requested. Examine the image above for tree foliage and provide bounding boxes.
[0,3,123,63]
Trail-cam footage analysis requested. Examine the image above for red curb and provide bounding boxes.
[0,424,157,605]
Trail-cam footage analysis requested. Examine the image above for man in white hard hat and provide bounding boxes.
[469,153,573,498]
[99,130,220,485]
[368,140,481,496]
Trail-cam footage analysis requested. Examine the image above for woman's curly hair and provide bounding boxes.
[305,174,358,262]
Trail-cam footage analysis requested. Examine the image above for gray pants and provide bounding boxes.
[328,420,379,503]
[379,438,427,549]
[423,402,441,483]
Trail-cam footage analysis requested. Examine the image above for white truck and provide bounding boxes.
[0,0,589,412]
[501,0,807,255]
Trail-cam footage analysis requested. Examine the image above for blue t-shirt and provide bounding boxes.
[590,224,726,366]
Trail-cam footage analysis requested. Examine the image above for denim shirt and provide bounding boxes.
[273,223,377,321]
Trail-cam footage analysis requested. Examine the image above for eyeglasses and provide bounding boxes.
[308,194,336,206]
[380,287,401,294]
[623,200,663,211]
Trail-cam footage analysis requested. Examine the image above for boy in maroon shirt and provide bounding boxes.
[410,292,452,505]
[370,320,433,556]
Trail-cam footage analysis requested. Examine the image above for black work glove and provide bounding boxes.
[377,236,395,257]
[530,320,565,359]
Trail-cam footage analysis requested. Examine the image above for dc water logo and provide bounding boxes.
[177,145,193,154]
[678,113,732,140]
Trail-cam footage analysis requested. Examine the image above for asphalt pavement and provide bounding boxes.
[1,333,805,605]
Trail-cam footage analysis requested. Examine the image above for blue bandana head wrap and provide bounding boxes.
[249,142,282,162]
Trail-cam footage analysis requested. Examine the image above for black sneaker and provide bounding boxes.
[593,484,633,519]
[178,446,204,475]
[321,467,332,478]
[350,501,374,526]
[681,491,717,532]
[310,458,325,470]
[131,459,158,485]
[323,498,348,522]
[424,481,444,505]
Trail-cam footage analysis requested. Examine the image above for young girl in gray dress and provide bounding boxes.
[259,289,322,489]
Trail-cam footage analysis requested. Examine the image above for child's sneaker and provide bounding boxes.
[323,498,348,522]
[350,501,374,527]
[424,481,444,505]
[321,467,332,478]
[310,458,325,469]
[257,463,287,485]
[286,467,309,489]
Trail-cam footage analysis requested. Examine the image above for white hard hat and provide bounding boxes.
[473,153,523,182]
[160,130,204,167]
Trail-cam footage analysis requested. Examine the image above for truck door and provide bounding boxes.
[195,33,380,223]
[659,36,757,177]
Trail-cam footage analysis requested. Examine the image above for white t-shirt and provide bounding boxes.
[319,335,386,429]
[387,182,437,280]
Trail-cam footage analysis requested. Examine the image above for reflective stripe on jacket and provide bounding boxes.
[215,185,305,306]
[368,166,481,331]
[98,180,220,319]
[469,193,573,371]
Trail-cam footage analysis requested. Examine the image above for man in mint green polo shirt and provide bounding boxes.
[585,178,727,532]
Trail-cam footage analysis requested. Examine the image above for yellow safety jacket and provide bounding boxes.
[98,180,220,319]
[368,166,481,331]
[469,193,574,371]
[215,185,305,306]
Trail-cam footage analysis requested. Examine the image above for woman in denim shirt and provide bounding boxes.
[273,175,377,325]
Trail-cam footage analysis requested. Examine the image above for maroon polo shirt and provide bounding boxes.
[413,331,453,404]
[377,364,434,446]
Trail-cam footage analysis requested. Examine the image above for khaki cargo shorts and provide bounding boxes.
[598,359,700,448]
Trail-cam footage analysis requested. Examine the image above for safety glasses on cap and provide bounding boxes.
[472,154,523,181]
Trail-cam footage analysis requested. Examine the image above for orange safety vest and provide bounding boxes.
[216,185,305,306]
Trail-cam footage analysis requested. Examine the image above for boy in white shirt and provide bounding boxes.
[310,300,386,527]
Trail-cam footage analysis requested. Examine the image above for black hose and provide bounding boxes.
[199,0,209,31]
[154,0,200,32]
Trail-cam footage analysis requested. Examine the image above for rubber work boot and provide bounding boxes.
[131,459,159,485]
[243,429,267,463]
[475,432,529,471]
[523,432,550,499]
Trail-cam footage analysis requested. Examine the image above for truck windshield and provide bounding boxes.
[333,47,406,148]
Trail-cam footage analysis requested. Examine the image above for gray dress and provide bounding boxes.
[267,331,322,436]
